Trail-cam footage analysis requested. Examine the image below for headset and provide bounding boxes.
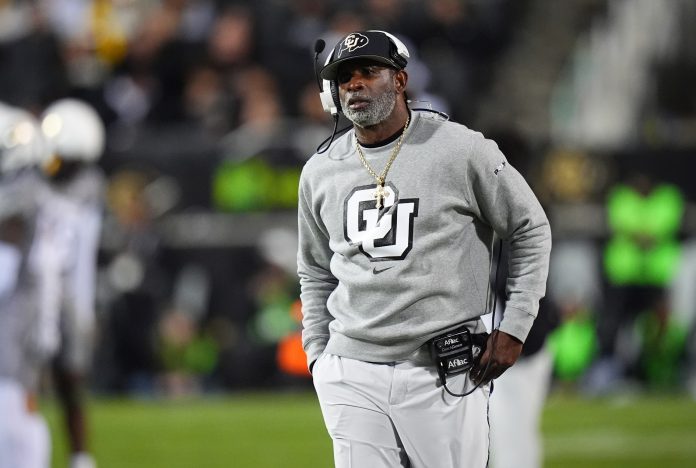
[312,31,449,153]
[316,30,410,117]
[313,31,410,153]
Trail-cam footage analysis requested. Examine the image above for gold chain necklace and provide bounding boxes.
[354,115,410,209]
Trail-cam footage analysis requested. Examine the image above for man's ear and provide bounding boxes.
[394,69,408,93]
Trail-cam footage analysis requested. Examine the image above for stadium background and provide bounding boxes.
[2,0,696,466]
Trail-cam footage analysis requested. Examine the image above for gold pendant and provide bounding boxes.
[374,183,389,209]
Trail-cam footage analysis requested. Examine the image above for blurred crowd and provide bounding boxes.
[1,0,696,402]
[1,0,515,168]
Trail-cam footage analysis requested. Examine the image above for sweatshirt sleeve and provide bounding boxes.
[465,135,552,342]
[297,168,338,369]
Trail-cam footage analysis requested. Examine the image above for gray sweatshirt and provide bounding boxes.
[297,111,551,368]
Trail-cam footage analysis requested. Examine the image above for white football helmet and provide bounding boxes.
[41,98,105,163]
[0,102,50,174]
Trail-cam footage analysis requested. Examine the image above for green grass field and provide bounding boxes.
[45,391,696,468]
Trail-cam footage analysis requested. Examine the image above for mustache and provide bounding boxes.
[344,93,371,105]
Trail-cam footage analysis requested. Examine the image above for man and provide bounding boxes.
[297,30,551,467]
[0,103,52,468]
[36,98,106,468]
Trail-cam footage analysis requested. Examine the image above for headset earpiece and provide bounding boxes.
[319,81,340,115]
[369,30,410,69]
[318,48,341,115]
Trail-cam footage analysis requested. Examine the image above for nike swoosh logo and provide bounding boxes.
[372,266,394,274]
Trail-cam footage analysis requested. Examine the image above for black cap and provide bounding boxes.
[320,31,408,81]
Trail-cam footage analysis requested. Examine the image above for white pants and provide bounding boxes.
[312,353,491,468]
[0,379,50,468]
[489,348,553,468]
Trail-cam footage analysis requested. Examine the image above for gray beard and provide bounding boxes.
[342,90,397,128]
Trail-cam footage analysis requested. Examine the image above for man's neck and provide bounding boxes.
[354,103,410,146]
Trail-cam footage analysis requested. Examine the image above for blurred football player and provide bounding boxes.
[0,103,53,468]
[37,98,106,468]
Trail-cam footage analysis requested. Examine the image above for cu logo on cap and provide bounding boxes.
[338,33,369,58]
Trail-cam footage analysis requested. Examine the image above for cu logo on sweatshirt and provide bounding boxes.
[343,184,419,261]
